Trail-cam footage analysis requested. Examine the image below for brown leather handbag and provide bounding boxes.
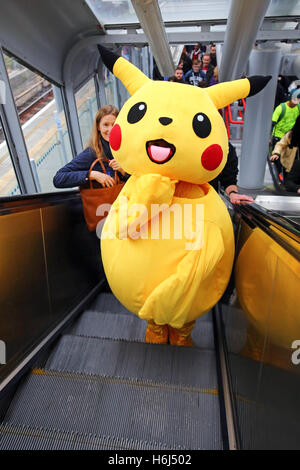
[80,158,125,231]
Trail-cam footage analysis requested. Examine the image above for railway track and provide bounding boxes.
[18,87,54,124]
[0,87,54,144]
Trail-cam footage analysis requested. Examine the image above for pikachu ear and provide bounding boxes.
[206,76,272,109]
[98,44,150,96]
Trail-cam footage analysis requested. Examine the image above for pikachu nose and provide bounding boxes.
[159,117,173,126]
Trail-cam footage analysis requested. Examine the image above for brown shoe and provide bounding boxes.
[168,321,195,347]
[145,320,169,344]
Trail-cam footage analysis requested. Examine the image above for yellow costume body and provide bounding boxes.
[97,45,271,345]
[102,181,234,329]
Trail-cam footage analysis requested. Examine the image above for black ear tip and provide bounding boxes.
[248,75,272,97]
[97,44,120,73]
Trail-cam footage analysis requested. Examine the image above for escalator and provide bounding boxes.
[0,292,225,450]
[0,191,299,450]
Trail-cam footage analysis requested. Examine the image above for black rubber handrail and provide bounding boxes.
[0,189,80,215]
[233,202,300,261]
[239,201,299,234]
[221,184,299,236]
[0,189,78,204]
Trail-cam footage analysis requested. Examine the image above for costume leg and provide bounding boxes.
[145,320,168,344]
[168,320,195,347]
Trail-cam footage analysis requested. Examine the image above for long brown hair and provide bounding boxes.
[87,105,119,160]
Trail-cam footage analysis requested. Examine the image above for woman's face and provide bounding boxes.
[98,114,117,141]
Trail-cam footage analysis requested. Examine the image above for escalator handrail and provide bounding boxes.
[0,189,79,215]
[232,202,300,261]
[238,201,300,237]
[221,186,299,237]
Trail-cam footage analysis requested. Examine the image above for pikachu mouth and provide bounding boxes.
[146,139,176,164]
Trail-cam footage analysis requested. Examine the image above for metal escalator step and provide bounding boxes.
[45,335,218,389]
[89,293,132,315]
[0,422,172,450]
[89,293,212,323]
[68,311,215,349]
[68,311,147,341]
[3,371,222,449]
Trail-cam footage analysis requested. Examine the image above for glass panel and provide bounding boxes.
[86,0,300,25]
[159,0,230,22]
[85,0,138,25]
[254,243,300,450]
[266,0,300,16]
[0,199,100,384]
[104,70,119,109]
[223,217,300,449]
[85,0,230,23]
[0,118,21,196]
[106,29,131,34]
[75,77,98,149]
[4,53,73,193]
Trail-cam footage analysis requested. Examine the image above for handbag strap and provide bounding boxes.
[88,158,120,188]
[102,158,120,184]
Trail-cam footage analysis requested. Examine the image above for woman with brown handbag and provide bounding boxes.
[53,105,126,190]
[53,105,127,287]
[53,105,128,231]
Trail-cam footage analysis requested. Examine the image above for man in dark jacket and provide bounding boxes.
[210,142,254,205]
[200,54,215,84]
[209,44,217,67]
[285,159,300,193]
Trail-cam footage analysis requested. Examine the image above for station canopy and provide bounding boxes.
[86,0,300,32]
[0,0,299,89]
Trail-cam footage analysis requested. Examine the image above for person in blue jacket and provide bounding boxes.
[53,104,126,189]
[53,105,127,290]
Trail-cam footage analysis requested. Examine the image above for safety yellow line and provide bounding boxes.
[31,368,219,396]
[32,369,264,406]
[0,424,124,449]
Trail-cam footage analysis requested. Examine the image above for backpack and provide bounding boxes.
[277,102,300,122]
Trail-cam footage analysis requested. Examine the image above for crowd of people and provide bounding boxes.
[168,43,218,88]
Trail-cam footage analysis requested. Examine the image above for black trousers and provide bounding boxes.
[271,136,285,177]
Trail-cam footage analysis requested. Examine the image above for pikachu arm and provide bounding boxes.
[113,174,177,239]
[138,220,225,328]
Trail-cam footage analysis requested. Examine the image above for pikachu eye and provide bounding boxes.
[127,102,147,124]
[192,113,211,138]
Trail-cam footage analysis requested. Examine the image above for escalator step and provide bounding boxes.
[45,335,218,389]
[68,311,215,349]
[0,422,172,450]
[89,293,212,323]
[89,293,132,315]
[68,311,147,342]
[2,371,222,449]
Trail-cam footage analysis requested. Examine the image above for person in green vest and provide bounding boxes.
[271,88,300,175]
[270,115,300,185]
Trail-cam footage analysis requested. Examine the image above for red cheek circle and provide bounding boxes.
[201,144,223,171]
[109,124,122,151]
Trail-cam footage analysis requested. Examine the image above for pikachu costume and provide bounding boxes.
[98,45,271,346]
